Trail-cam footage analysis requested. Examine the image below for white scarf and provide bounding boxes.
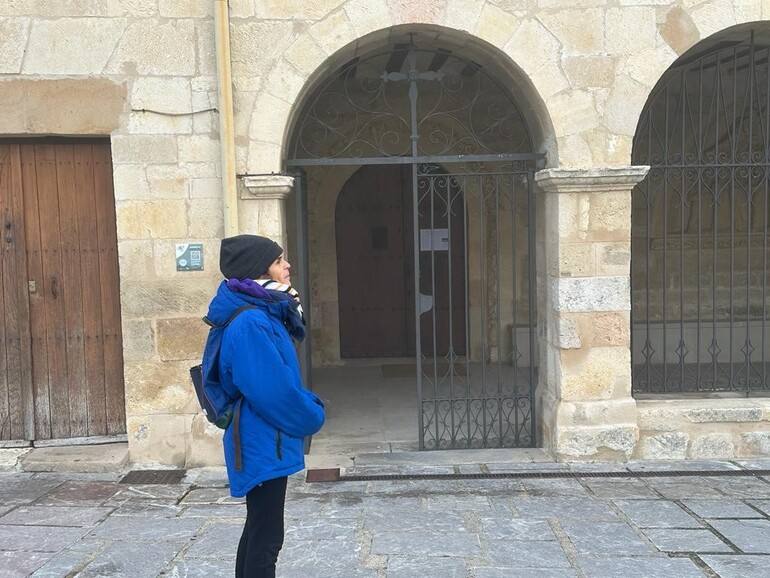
[256,279,304,319]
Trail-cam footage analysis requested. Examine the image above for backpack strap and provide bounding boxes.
[202,304,257,328]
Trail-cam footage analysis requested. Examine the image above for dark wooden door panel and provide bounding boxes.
[0,144,34,440]
[0,139,126,441]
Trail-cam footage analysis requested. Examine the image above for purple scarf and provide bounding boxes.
[227,277,271,300]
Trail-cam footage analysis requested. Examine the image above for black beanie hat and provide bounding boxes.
[219,234,283,280]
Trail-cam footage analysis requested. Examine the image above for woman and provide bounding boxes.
[205,234,325,578]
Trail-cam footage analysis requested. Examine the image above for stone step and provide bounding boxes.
[20,442,129,473]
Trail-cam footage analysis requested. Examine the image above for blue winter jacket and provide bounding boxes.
[205,281,325,497]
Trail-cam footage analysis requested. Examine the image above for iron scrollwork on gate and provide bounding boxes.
[288,42,543,449]
[632,31,770,394]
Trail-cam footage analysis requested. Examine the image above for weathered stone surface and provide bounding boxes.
[742,432,770,456]
[253,0,346,19]
[80,540,186,578]
[553,277,630,312]
[577,556,704,578]
[708,519,770,553]
[0,505,112,527]
[486,540,571,568]
[131,77,191,114]
[561,520,657,555]
[0,551,53,576]
[0,78,125,135]
[685,407,763,423]
[684,499,764,519]
[605,7,656,53]
[475,2,519,47]
[659,6,700,55]
[23,18,126,74]
[557,424,638,460]
[127,413,192,466]
[614,499,699,528]
[230,20,296,84]
[116,199,188,239]
[178,135,220,164]
[0,17,28,73]
[560,346,631,400]
[644,528,731,552]
[124,360,197,414]
[639,432,689,460]
[186,416,225,468]
[112,135,178,164]
[564,56,616,88]
[548,90,600,137]
[250,92,292,143]
[444,0,484,32]
[282,33,328,77]
[156,318,207,361]
[540,9,603,55]
[691,0,737,39]
[691,434,736,459]
[106,19,195,76]
[701,555,770,578]
[120,278,219,318]
[596,242,630,276]
[159,0,211,18]
[308,9,357,56]
[604,74,650,136]
[195,20,216,76]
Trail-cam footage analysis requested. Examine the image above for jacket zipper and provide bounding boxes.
[275,430,283,460]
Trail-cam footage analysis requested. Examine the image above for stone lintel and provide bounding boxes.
[535,166,650,194]
[240,174,294,200]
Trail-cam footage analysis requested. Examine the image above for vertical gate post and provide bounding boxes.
[535,167,649,461]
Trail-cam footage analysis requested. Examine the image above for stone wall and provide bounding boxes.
[2,0,770,465]
[0,1,224,466]
[637,398,770,459]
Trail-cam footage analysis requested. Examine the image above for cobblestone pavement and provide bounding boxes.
[2,459,770,577]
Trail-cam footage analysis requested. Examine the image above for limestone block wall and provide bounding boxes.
[0,1,224,466]
[637,399,770,459]
[2,0,770,466]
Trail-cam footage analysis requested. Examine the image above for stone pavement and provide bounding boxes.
[2,459,770,577]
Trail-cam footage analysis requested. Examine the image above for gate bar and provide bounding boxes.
[286,152,545,168]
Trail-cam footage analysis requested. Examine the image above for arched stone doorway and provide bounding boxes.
[286,29,544,451]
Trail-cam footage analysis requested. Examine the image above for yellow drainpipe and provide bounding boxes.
[214,0,238,237]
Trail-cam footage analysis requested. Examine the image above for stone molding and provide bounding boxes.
[240,174,294,200]
[535,166,651,194]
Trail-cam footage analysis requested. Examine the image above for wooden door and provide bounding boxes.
[0,139,125,441]
[336,165,414,358]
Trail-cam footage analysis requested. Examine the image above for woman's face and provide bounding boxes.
[266,254,291,285]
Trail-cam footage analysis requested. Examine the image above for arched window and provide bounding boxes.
[632,27,770,394]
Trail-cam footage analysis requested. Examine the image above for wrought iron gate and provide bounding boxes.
[632,30,770,394]
[286,43,542,448]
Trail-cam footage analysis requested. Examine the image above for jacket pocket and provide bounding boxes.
[275,430,283,460]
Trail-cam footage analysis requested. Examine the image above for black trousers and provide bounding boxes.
[235,476,288,578]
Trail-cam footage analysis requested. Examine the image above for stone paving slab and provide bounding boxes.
[88,516,205,543]
[582,478,659,499]
[747,499,770,516]
[78,540,186,578]
[0,551,54,577]
[485,539,572,568]
[386,556,466,578]
[560,520,658,556]
[683,499,764,519]
[32,481,120,506]
[642,528,734,553]
[0,505,112,527]
[474,568,578,578]
[700,554,770,578]
[0,524,88,552]
[479,516,556,541]
[576,555,705,577]
[183,521,242,559]
[371,529,481,557]
[708,519,770,553]
[614,499,701,528]
[511,496,619,520]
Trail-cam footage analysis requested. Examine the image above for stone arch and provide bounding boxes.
[245,21,558,173]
